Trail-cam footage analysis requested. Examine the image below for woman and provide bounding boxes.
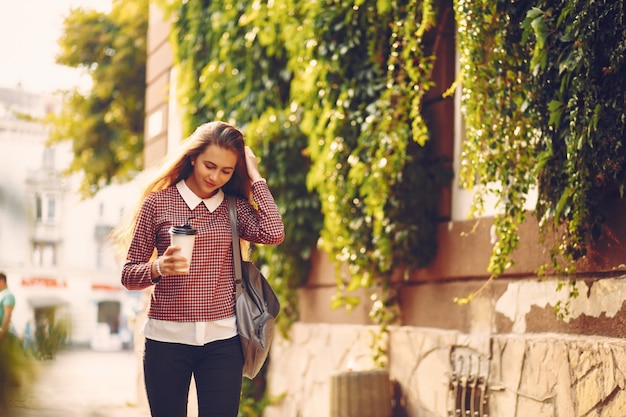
[120,121,284,417]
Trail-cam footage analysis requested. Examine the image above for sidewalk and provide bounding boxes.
[9,348,150,417]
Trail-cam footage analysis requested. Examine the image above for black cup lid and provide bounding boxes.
[169,224,196,235]
[169,217,197,235]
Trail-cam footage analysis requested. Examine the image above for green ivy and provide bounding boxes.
[154,0,624,380]
[245,110,323,333]
[454,0,537,284]
[527,0,626,314]
[454,0,626,309]
[529,1,626,261]
[293,0,453,328]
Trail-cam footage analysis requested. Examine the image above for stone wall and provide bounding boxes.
[265,323,381,417]
[265,323,626,417]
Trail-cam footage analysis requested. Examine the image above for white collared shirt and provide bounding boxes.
[175,179,224,212]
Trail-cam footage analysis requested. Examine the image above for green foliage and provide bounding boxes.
[454,0,537,279]
[246,111,323,334]
[168,0,291,133]
[46,0,148,197]
[238,372,269,417]
[297,0,397,303]
[33,319,69,361]
[237,358,287,416]
[0,334,36,411]
[527,1,626,269]
[292,0,452,317]
[455,0,626,306]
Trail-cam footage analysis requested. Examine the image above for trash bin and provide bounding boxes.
[330,369,392,417]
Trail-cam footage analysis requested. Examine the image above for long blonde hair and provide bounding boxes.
[112,121,250,260]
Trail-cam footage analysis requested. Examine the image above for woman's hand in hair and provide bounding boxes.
[244,146,263,183]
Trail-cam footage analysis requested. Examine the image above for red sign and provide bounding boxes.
[21,277,67,288]
[92,283,122,291]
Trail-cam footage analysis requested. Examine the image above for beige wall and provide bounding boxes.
[301,210,626,337]
[144,2,172,168]
[266,323,626,417]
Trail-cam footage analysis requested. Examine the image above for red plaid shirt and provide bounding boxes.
[121,181,284,321]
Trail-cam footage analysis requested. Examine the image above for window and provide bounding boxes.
[35,193,60,224]
[32,242,57,267]
[42,147,55,170]
[47,197,56,221]
[35,194,42,220]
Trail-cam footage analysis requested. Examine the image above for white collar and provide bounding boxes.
[176,180,224,212]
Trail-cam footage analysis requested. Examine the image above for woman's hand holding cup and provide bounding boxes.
[167,221,196,274]
[161,245,192,275]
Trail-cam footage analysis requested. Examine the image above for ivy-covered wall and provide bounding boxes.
[153,0,626,331]
[156,0,455,333]
[141,1,626,415]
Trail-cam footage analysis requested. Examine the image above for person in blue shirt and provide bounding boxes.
[0,272,15,343]
[0,271,17,415]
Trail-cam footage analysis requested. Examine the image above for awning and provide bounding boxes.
[28,296,68,308]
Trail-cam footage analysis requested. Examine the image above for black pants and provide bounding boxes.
[144,336,243,417]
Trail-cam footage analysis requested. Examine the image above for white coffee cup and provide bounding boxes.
[168,221,197,273]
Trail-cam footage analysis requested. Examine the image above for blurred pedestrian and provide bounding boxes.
[0,272,15,343]
[22,320,34,353]
[0,272,33,416]
[117,121,284,417]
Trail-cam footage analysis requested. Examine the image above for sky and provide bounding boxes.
[0,0,112,94]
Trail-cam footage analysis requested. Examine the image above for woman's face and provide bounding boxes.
[186,144,238,199]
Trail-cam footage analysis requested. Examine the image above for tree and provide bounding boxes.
[46,0,148,197]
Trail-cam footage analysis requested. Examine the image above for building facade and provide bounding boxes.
[0,86,139,353]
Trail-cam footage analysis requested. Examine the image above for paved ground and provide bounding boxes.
[8,348,150,417]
